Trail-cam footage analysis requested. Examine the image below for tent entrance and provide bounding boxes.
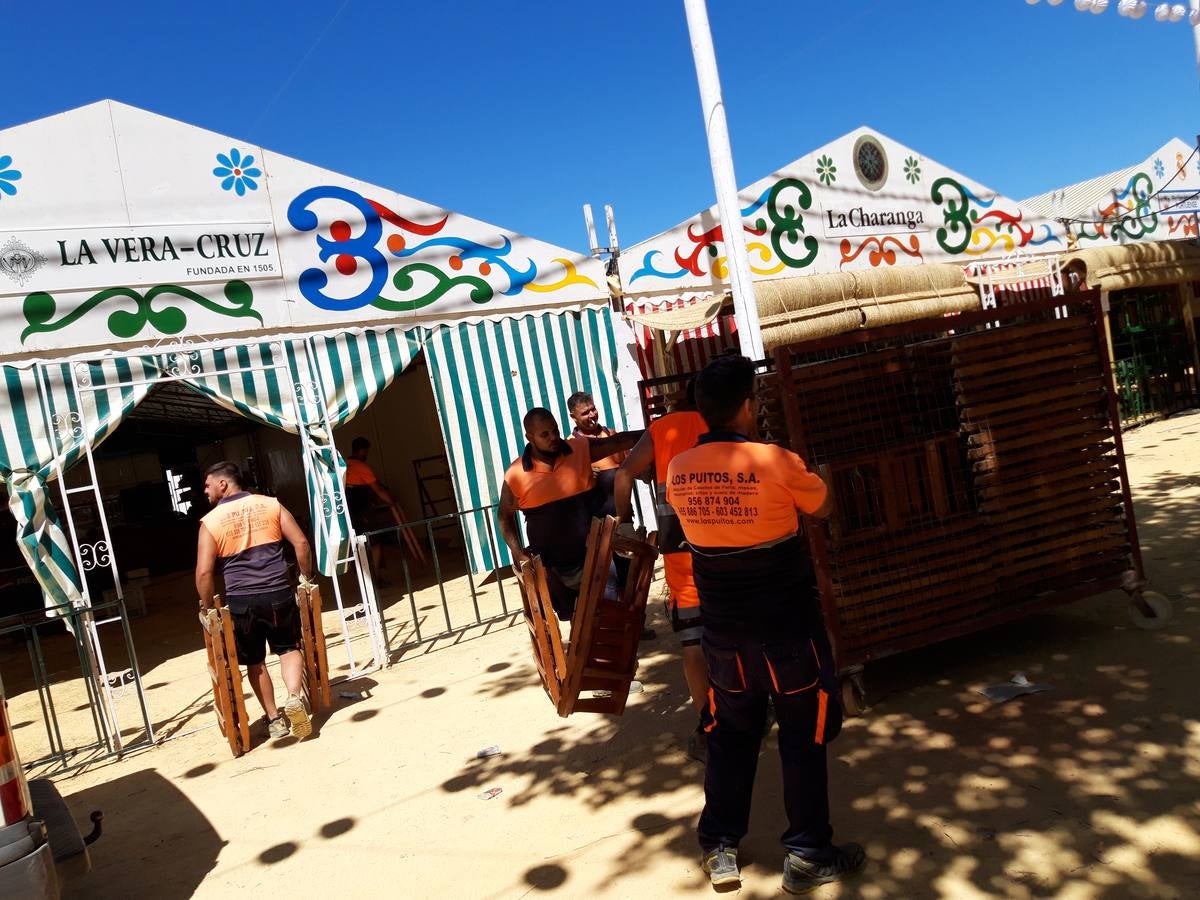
[3,337,388,769]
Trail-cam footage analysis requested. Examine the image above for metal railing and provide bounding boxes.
[0,595,154,773]
[360,502,521,656]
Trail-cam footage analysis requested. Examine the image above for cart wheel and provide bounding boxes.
[1128,590,1173,631]
[840,675,866,717]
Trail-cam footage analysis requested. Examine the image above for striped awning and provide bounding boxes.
[425,307,627,573]
[2,308,622,606]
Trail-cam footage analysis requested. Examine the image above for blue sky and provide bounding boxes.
[1,1,1196,251]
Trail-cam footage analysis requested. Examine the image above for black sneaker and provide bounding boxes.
[702,846,740,887]
[782,843,866,894]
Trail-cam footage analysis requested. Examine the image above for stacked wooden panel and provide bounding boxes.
[785,343,995,656]
[518,517,658,717]
[297,583,333,716]
[954,316,1130,599]
[198,604,251,758]
[775,303,1135,670]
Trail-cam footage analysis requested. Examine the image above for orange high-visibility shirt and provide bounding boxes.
[504,436,597,570]
[200,492,290,595]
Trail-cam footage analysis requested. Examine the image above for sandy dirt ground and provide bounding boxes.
[10,412,1200,898]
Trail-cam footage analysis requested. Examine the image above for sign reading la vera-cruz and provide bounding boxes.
[0,223,282,296]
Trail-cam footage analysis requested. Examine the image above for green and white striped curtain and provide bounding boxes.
[0,329,425,613]
[424,307,626,573]
[175,331,424,576]
[0,356,162,611]
[284,330,425,574]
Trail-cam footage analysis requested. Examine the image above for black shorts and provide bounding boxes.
[227,587,301,666]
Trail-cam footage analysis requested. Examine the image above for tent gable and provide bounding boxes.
[0,100,607,360]
[618,126,1063,296]
[1021,137,1197,248]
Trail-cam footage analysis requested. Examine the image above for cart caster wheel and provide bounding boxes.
[1129,590,1172,631]
[840,676,867,717]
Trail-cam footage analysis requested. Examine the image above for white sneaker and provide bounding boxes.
[284,694,312,739]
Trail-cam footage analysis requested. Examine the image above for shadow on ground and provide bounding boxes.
[63,769,225,899]
[459,453,1200,897]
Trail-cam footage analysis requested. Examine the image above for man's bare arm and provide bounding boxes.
[497,481,529,567]
[614,432,655,522]
[368,480,407,527]
[279,507,314,579]
[195,525,217,608]
[586,429,643,463]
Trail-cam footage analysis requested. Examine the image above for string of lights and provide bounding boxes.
[1025,0,1200,23]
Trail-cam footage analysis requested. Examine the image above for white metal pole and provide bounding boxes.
[1192,0,1200,75]
[682,0,764,360]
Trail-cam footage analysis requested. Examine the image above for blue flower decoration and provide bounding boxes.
[212,148,261,196]
[0,155,22,199]
[1153,158,1165,179]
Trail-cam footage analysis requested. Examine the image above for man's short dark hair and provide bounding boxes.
[351,436,370,453]
[205,461,242,485]
[695,355,756,429]
[566,391,593,413]
[523,407,557,432]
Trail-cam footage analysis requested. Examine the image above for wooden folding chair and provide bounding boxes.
[296,582,333,716]
[198,600,251,758]
[517,517,658,717]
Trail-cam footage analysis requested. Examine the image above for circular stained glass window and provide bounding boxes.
[853,135,888,191]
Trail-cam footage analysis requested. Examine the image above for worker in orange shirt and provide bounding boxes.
[499,407,639,621]
[345,437,426,577]
[567,391,628,518]
[614,378,708,758]
[667,355,864,893]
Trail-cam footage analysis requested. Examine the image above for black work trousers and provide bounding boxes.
[697,626,843,859]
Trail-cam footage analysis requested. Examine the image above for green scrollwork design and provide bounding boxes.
[931,176,973,254]
[21,280,261,343]
[371,263,493,313]
[753,178,818,269]
[1110,172,1157,242]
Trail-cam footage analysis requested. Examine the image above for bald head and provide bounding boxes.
[523,408,563,457]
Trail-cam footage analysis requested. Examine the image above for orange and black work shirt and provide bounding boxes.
[666,432,827,636]
[649,411,708,556]
[571,424,627,472]
[344,458,377,524]
[504,436,596,570]
[200,492,290,599]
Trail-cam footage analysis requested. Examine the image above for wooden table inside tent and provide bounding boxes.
[199,585,332,757]
[518,517,658,717]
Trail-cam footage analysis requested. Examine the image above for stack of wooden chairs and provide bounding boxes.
[199,584,332,758]
[198,601,252,758]
[296,582,333,715]
[518,517,658,716]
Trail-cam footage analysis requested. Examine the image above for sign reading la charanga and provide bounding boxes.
[0,223,281,297]
[821,205,928,237]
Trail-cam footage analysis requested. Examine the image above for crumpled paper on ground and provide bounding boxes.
[975,672,1051,704]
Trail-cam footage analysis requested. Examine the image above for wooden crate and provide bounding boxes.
[518,517,659,716]
[198,603,251,758]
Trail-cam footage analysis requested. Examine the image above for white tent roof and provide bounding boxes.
[1022,137,1195,222]
[0,101,607,359]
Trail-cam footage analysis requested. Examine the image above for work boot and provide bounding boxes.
[701,845,740,887]
[284,694,312,739]
[782,843,866,894]
[266,714,290,739]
